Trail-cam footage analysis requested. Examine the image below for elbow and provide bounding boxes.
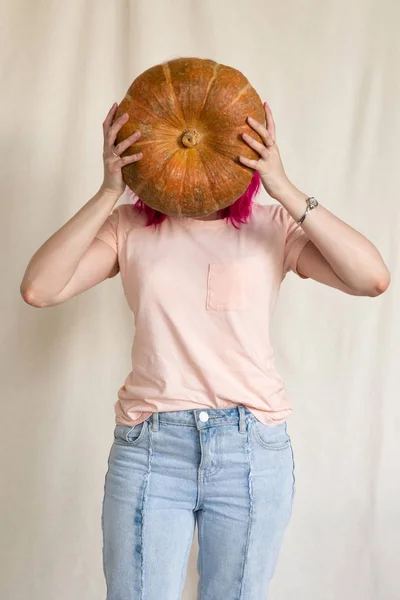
[366,270,391,297]
[20,284,48,308]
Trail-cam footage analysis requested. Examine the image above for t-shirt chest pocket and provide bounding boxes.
[206,257,261,311]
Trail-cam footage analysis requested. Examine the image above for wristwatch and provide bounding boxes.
[297,196,318,225]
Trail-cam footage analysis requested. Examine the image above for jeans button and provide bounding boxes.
[199,411,209,422]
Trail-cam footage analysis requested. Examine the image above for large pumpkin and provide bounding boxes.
[115,57,265,217]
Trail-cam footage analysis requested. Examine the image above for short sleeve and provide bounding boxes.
[281,208,310,280]
[94,205,120,254]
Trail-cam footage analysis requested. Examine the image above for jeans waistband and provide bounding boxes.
[148,405,253,433]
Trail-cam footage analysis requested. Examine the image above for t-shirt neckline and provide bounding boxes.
[168,214,228,228]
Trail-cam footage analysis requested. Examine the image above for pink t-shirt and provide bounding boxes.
[94,201,310,427]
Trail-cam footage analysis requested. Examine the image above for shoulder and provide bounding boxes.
[112,202,148,233]
[251,201,288,231]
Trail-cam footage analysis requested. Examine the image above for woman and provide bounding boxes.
[20,101,390,599]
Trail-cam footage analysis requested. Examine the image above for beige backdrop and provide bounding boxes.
[2,0,399,598]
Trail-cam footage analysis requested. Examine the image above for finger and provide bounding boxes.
[246,118,274,148]
[242,132,269,157]
[107,112,130,147]
[120,152,143,165]
[102,103,118,133]
[264,101,276,141]
[239,155,258,170]
[114,130,141,155]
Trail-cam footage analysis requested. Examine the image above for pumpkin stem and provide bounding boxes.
[181,128,201,148]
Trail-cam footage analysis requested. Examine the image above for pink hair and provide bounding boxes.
[126,171,262,229]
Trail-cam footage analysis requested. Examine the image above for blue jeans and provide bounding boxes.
[101,405,296,599]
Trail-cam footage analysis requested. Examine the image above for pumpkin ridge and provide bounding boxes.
[150,151,185,214]
[121,94,176,127]
[205,142,237,159]
[200,81,255,123]
[196,148,220,212]
[195,145,241,210]
[128,96,184,132]
[197,62,221,121]
[163,62,188,126]
[177,153,189,215]
[126,139,155,148]
[130,179,145,197]
[221,82,253,113]
[197,144,254,210]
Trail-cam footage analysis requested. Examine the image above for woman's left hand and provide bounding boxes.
[239,101,291,199]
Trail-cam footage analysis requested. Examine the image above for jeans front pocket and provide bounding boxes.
[252,420,291,450]
[206,257,260,311]
[113,420,149,445]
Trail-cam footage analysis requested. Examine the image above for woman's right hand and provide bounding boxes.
[100,102,143,196]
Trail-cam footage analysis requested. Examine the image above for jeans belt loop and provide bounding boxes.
[151,411,159,432]
[238,405,246,434]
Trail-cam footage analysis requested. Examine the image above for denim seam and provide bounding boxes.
[238,422,254,599]
[289,440,296,511]
[195,430,205,510]
[197,508,205,599]
[101,446,112,593]
[139,424,153,599]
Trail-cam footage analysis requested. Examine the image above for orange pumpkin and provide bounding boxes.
[115,57,265,217]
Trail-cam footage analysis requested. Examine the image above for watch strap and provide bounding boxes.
[297,196,318,225]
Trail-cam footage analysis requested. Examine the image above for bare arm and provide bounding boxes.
[20,187,121,307]
[20,102,143,308]
[240,101,391,297]
[279,183,391,296]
